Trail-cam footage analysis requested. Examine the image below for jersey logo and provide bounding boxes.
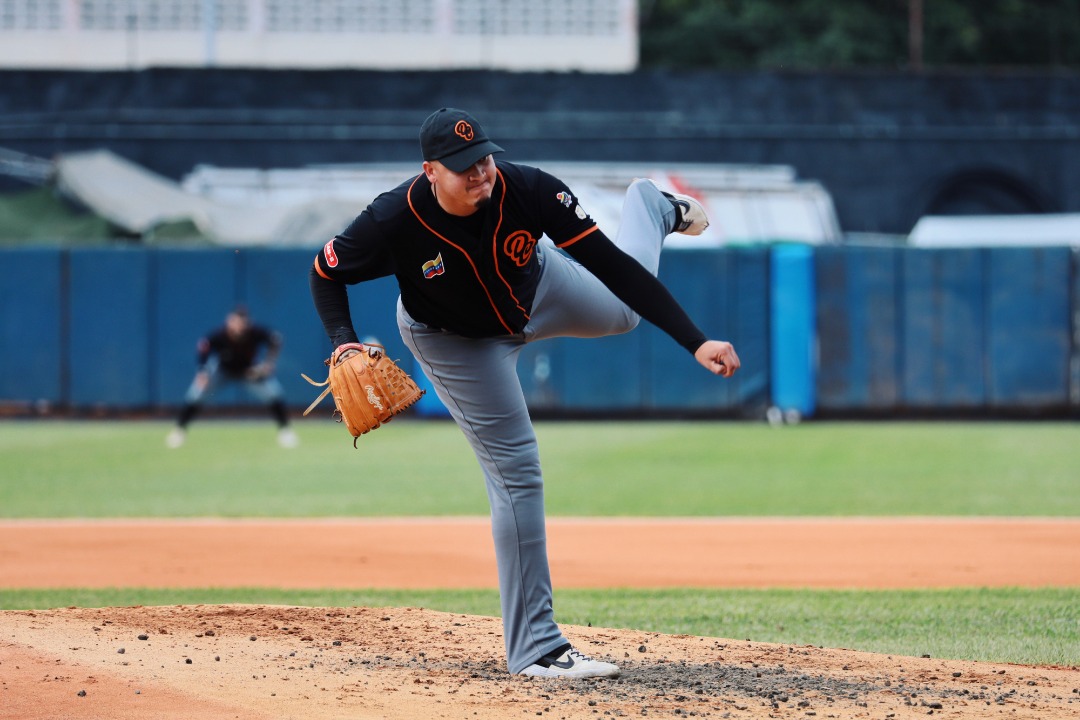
[503,230,537,267]
[556,191,573,207]
[454,120,474,142]
[324,238,339,268]
[422,252,445,278]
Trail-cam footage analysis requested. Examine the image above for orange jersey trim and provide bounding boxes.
[406,176,516,335]
[555,225,599,249]
[313,254,332,280]
[489,168,530,322]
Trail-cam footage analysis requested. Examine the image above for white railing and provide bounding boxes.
[0,0,637,70]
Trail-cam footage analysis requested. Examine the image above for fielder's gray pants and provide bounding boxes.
[398,179,676,674]
[183,357,285,404]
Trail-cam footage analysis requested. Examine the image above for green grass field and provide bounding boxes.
[1,418,1078,664]
[2,418,1077,517]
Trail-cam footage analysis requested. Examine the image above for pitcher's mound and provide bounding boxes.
[2,604,1077,720]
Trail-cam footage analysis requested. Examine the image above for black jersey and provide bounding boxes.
[313,161,598,338]
[197,326,281,377]
[312,162,708,353]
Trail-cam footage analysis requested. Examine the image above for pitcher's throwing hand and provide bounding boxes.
[695,339,740,378]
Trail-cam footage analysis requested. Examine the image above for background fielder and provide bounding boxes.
[309,108,739,678]
[166,306,298,449]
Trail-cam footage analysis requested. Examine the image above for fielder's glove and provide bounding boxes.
[246,362,274,381]
[302,343,425,446]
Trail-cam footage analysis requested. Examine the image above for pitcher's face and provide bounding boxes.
[424,155,496,216]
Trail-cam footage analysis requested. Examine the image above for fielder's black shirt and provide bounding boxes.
[197,326,281,378]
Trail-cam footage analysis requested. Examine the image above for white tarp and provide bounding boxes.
[54,149,361,246]
[56,149,214,234]
[909,214,1080,247]
[53,149,843,248]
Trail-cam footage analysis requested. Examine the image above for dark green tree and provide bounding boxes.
[638,0,1080,70]
[922,0,1080,67]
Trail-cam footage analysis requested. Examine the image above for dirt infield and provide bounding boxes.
[2,518,1079,719]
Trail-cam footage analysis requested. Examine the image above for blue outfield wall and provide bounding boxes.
[816,245,1078,414]
[986,248,1073,407]
[67,249,154,407]
[0,245,1077,417]
[815,246,901,411]
[0,249,64,405]
[902,248,987,408]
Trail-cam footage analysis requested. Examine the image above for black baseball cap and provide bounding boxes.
[420,108,504,173]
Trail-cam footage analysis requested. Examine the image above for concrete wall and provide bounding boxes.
[2,69,1078,234]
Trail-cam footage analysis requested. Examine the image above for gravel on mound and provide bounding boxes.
[1,605,1077,720]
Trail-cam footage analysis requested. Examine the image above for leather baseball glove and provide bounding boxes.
[302,343,425,445]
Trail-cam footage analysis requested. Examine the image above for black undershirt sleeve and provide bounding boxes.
[310,227,708,354]
[563,232,707,355]
[309,265,360,348]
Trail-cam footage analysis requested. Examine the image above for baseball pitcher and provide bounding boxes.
[309,108,739,678]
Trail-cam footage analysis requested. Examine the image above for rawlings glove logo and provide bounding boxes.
[364,385,385,411]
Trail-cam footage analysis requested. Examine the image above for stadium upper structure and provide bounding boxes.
[0,0,638,72]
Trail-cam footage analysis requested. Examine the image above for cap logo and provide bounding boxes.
[454,120,474,142]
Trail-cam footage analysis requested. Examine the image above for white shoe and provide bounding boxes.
[278,428,299,448]
[667,190,709,235]
[165,428,185,449]
[643,179,710,236]
[519,645,620,679]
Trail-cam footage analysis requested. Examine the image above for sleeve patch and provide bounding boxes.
[323,238,339,268]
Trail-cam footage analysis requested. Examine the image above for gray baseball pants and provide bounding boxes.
[398,179,675,673]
